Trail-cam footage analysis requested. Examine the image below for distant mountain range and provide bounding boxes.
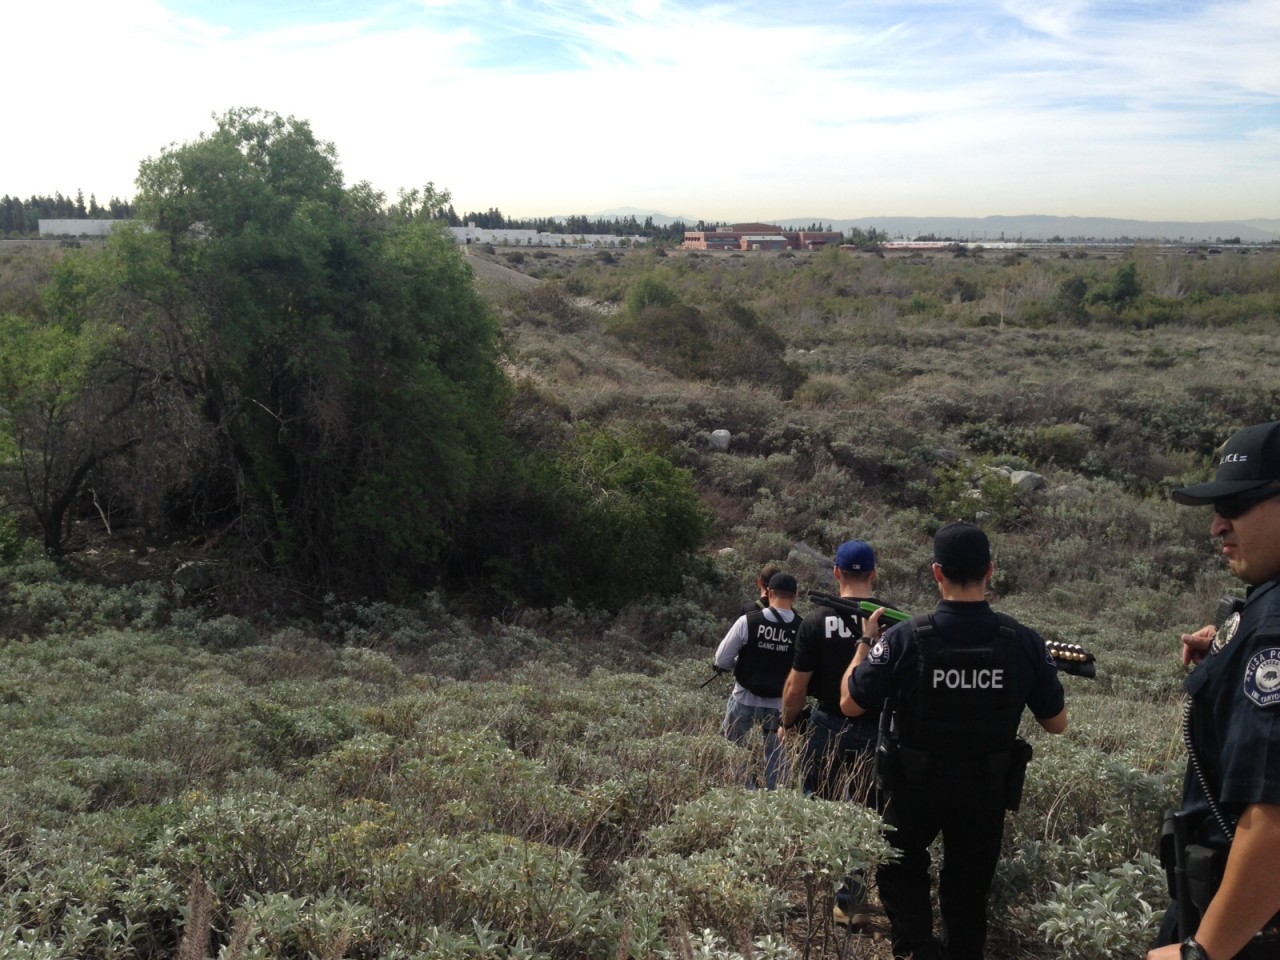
[588,208,1280,243]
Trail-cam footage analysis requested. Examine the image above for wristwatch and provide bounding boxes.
[1180,937,1211,960]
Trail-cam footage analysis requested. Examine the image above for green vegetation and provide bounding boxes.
[450,426,710,609]
[609,274,804,395]
[3,110,1280,958]
[435,206,690,244]
[1,110,704,607]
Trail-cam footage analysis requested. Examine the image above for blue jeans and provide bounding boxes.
[722,691,787,789]
[801,708,879,803]
[802,709,881,907]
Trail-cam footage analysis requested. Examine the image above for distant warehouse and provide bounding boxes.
[682,222,843,251]
[38,219,122,237]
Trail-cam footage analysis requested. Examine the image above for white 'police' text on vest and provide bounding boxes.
[932,668,1005,689]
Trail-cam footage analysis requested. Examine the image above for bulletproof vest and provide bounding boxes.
[734,608,799,698]
[897,612,1022,755]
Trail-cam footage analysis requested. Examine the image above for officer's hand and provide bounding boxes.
[1181,624,1215,667]
[864,607,886,641]
[1146,944,1180,959]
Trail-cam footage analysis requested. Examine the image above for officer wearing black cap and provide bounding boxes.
[840,522,1067,960]
[714,571,800,789]
[1149,421,1280,960]
[780,539,887,926]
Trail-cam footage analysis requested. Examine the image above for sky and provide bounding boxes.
[7,0,1280,224]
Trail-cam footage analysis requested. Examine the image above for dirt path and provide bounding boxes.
[463,248,541,297]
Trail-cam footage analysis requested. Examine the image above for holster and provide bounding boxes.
[1001,737,1033,811]
[1163,809,1224,943]
[874,733,901,794]
[874,736,931,794]
[1159,809,1280,958]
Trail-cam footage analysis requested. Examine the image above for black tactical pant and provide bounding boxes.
[876,771,1006,960]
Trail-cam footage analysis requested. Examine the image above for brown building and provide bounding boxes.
[682,222,844,251]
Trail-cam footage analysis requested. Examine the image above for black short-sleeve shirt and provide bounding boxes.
[794,597,886,717]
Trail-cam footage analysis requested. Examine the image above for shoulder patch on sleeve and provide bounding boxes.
[1243,647,1280,708]
[868,638,890,665]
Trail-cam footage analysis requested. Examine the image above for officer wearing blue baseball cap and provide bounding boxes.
[780,539,888,926]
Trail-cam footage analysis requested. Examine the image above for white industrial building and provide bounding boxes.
[38,219,121,237]
[37,218,645,249]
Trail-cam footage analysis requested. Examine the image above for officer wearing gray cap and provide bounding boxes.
[1150,421,1280,960]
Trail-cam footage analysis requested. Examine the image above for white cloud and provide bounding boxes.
[5,0,1278,220]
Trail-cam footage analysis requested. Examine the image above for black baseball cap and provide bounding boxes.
[1172,421,1280,505]
[933,522,990,571]
[767,572,798,594]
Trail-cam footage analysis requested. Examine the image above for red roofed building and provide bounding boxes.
[682,223,844,251]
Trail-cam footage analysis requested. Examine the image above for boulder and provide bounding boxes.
[1009,470,1048,493]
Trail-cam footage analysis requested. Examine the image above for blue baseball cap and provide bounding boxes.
[835,540,876,573]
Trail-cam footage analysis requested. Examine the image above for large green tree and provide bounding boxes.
[52,108,506,591]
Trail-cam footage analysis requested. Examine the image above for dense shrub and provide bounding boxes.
[448,427,709,610]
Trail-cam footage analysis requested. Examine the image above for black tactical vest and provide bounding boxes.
[898,612,1022,755]
[734,608,799,698]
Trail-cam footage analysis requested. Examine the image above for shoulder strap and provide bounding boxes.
[912,612,935,636]
[910,613,936,683]
[995,612,1018,640]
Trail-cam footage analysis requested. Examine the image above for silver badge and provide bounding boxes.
[1212,612,1241,654]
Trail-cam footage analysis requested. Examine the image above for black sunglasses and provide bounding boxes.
[1213,486,1280,520]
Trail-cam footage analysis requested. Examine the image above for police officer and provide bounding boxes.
[840,522,1067,960]
[1149,421,1280,960]
[740,563,783,616]
[779,540,886,925]
[715,571,800,789]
